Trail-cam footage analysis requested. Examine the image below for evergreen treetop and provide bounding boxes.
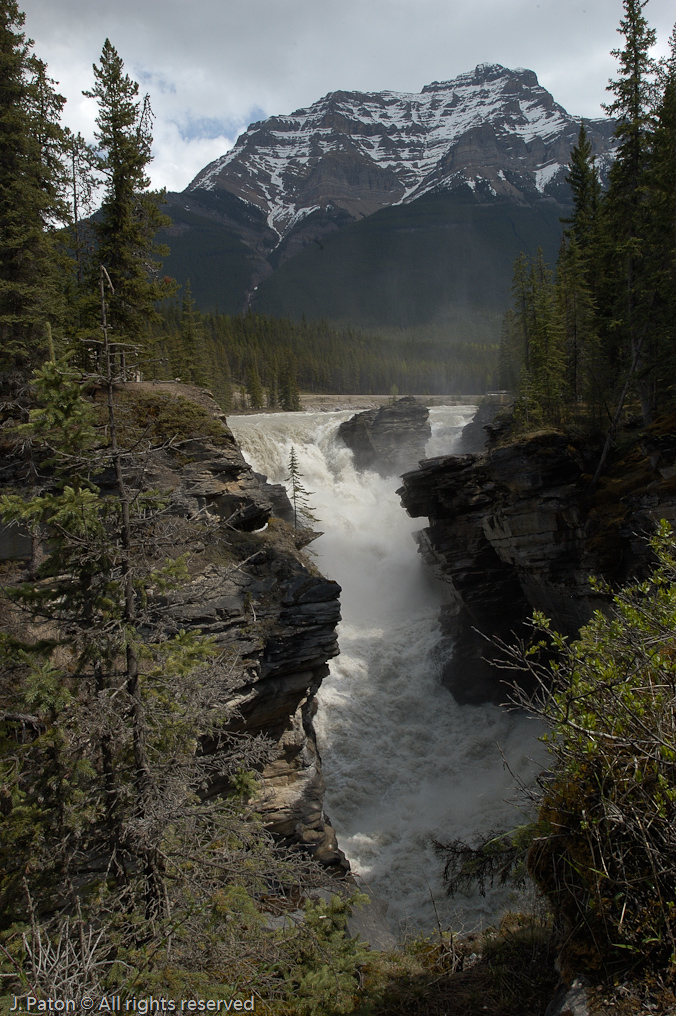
[84,39,173,352]
[0,0,68,390]
[563,121,601,250]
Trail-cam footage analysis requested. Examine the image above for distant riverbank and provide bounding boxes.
[298,393,482,412]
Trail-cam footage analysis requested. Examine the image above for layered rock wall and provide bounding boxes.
[399,420,676,704]
[0,385,347,870]
[338,396,431,475]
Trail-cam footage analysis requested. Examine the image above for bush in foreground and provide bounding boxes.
[507,521,676,975]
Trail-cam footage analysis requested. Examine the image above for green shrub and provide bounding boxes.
[509,521,676,974]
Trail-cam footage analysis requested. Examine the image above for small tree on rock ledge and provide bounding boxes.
[286,446,316,529]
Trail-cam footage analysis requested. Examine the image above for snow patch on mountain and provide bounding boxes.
[535,162,564,192]
[186,63,613,239]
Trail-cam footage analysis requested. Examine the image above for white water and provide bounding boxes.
[229,407,542,933]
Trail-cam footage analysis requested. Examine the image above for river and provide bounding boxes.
[229,406,542,933]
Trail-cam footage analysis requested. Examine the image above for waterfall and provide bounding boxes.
[229,407,543,932]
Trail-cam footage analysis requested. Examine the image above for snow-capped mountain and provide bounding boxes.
[186,63,615,241]
[161,64,615,327]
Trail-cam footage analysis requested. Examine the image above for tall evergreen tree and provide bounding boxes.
[563,121,602,251]
[84,39,173,355]
[286,446,316,529]
[0,2,68,392]
[177,279,207,384]
[556,237,601,416]
[642,26,676,406]
[599,0,658,422]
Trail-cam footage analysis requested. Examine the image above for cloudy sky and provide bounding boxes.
[19,0,676,193]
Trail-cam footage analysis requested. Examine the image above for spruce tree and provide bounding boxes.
[84,39,173,355]
[598,0,658,423]
[563,121,602,251]
[556,123,603,418]
[642,27,676,407]
[286,447,316,529]
[556,237,601,417]
[0,2,68,392]
[178,279,207,384]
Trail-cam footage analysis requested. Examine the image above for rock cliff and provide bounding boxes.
[399,413,676,704]
[338,396,431,476]
[0,384,347,871]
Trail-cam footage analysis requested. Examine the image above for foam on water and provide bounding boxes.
[229,407,543,932]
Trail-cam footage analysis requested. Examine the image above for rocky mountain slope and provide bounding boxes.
[185,63,614,240]
[161,65,615,331]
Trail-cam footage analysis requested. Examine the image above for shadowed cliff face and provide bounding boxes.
[140,415,347,868]
[0,386,348,872]
[338,396,431,476]
[399,419,676,705]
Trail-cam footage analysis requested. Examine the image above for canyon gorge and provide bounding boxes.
[5,387,675,939]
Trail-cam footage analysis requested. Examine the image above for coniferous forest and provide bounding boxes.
[499,4,676,451]
[152,303,498,410]
[2,0,676,1011]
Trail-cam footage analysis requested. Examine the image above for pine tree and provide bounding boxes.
[555,122,604,419]
[642,27,676,407]
[556,237,601,417]
[0,2,68,392]
[598,0,658,423]
[286,446,316,529]
[178,279,207,384]
[84,39,173,355]
[563,121,602,251]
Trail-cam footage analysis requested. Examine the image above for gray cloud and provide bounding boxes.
[20,0,676,191]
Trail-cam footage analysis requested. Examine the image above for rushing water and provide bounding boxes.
[229,407,542,933]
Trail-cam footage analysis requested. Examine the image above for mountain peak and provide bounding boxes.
[185,66,615,241]
[421,63,538,92]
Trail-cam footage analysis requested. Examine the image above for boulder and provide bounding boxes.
[338,396,431,476]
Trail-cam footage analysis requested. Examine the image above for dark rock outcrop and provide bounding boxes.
[0,385,347,871]
[399,422,676,704]
[456,394,513,453]
[339,396,431,476]
[148,424,347,869]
